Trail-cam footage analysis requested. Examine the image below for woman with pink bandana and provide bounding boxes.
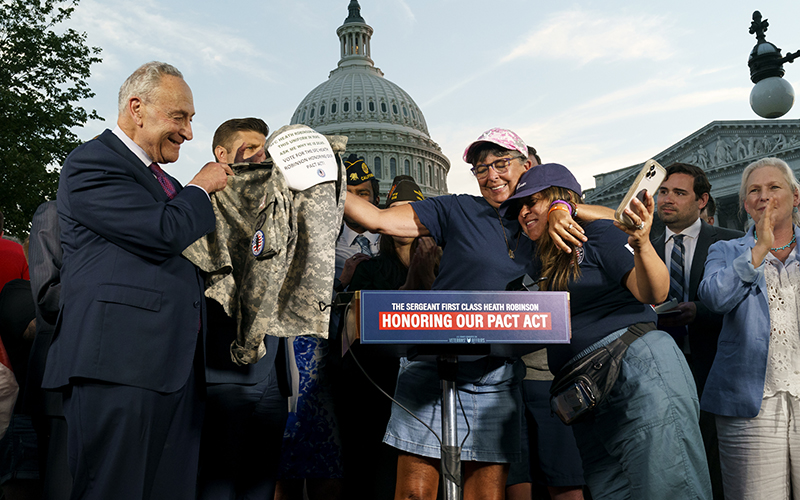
[344,128,611,499]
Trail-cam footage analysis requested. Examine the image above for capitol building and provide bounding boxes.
[290,0,450,200]
[584,118,800,231]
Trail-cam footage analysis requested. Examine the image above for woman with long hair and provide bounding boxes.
[501,163,711,499]
[342,129,612,499]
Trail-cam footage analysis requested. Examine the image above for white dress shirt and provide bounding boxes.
[664,218,702,302]
[334,224,380,280]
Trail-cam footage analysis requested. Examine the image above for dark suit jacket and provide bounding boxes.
[26,201,64,416]
[43,129,215,393]
[652,219,743,392]
[204,299,286,387]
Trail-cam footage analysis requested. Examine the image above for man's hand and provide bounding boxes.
[547,209,587,253]
[340,253,371,287]
[23,318,36,342]
[189,162,234,194]
[657,301,697,327]
[234,142,266,164]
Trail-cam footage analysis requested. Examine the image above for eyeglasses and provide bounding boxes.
[471,156,523,179]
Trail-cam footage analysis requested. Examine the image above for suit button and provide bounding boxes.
[193,301,201,308]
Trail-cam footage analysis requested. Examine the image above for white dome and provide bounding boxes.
[291,68,430,137]
[289,0,449,200]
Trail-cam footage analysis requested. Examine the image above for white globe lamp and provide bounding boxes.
[750,76,795,118]
[748,11,800,119]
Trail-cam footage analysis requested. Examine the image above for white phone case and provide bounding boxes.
[615,159,666,227]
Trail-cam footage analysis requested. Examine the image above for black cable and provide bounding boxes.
[342,301,475,485]
[345,340,442,449]
[456,383,471,449]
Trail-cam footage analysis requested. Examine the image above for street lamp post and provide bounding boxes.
[748,11,800,118]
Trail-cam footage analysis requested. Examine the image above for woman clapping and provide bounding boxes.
[699,157,800,500]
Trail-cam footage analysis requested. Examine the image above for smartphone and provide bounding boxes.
[614,159,666,227]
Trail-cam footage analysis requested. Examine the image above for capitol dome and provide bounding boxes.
[290,0,450,199]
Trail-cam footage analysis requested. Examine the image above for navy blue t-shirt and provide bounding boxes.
[412,194,539,291]
[547,219,657,372]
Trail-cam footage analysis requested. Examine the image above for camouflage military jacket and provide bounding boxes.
[183,130,347,365]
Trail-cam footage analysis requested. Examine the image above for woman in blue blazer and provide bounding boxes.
[698,157,800,500]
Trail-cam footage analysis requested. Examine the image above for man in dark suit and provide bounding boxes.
[197,117,289,499]
[652,162,742,500]
[27,200,71,500]
[42,61,232,500]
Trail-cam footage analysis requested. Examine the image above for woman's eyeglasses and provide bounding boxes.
[471,156,524,179]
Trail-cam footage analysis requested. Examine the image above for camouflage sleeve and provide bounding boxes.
[183,126,348,365]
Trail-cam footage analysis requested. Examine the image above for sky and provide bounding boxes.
[64,0,800,197]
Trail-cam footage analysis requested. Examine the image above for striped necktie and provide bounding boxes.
[354,234,373,257]
[148,163,177,200]
[669,234,685,302]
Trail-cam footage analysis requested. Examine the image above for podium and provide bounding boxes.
[343,290,571,499]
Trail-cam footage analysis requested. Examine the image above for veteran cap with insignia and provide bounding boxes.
[386,175,424,206]
[344,154,375,185]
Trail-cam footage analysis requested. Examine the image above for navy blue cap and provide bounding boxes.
[499,163,581,217]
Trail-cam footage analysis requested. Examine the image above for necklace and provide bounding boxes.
[495,208,521,259]
[754,229,797,251]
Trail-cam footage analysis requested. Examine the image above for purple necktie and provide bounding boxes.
[148,163,177,200]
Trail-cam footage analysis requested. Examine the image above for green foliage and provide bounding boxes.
[0,0,101,239]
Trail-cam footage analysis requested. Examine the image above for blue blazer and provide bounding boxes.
[43,129,216,393]
[697,225,798,417]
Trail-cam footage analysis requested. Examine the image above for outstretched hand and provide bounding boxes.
[189,162,234,194]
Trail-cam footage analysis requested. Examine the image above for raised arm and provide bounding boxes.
[344,194,429,238]
[547,203,614,253]
[576,204,615,223]
[698,241,759,315]
[615,194,669,304]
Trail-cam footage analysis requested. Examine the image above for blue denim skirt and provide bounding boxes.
[383,356,525,463]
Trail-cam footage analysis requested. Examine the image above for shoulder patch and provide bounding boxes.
[252,230,265,257]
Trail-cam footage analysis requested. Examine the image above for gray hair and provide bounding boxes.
[739,157,800,225]
[117,61,183,115]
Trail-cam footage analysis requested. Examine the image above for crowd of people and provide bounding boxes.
[1,59,799,500]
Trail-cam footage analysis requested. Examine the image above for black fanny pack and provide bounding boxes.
[549,322,655,425]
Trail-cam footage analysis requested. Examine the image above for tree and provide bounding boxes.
[0,0,102,239]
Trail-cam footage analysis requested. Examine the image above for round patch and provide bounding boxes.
[251,230,265,257]
[575,246,585,265]
[317,168,326,178]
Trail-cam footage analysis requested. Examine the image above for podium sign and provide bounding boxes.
[346,290,571,360]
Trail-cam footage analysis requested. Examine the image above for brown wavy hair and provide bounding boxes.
[528,186,583,291]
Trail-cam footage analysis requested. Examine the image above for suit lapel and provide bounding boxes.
[689,220,714,300]
[97,130,172,201]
